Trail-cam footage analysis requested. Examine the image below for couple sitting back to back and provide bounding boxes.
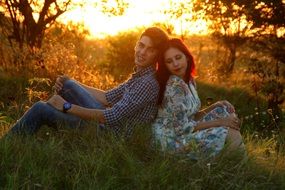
[8,27,244,159]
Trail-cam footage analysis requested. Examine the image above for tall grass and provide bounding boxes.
[0,30,284,189]
[0,75,284,189]
[0,125,284,189]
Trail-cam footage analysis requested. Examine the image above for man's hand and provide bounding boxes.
[53,75,70,94]
[47,95,66,111]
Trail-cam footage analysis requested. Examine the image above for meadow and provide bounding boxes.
[0,26,284,189]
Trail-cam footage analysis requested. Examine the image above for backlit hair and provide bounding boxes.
[156,38,196,105]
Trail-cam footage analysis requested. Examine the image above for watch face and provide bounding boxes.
[63,102,72,112]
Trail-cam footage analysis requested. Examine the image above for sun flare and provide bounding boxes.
[60,0,208,38]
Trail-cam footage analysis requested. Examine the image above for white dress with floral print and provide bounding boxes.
[152,75,229,159]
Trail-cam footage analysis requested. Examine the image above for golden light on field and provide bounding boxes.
[60,0,208,38]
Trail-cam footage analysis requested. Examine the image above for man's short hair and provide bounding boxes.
[140,27,169,50]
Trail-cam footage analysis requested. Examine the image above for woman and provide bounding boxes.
[152,38,245,159]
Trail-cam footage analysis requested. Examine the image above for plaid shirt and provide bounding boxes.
[103,66,159,137]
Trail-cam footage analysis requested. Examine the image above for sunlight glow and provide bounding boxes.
[60,0,208,38]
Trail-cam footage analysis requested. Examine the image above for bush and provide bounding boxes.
[105,29,142,80]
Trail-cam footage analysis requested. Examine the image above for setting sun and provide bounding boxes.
[60,0,208,38]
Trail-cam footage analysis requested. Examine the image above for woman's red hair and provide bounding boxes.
[156,38,196,105]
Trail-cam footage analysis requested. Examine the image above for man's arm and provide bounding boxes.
[47,95,105,123]
[78,82,108,106]
[68,104,105,123]
[103,79,156,126]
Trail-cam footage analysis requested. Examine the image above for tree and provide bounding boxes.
[3,0,72,50]
[246,0,285,34]
[2,0,129,50]
[96,0,129,17]
[191,0,284,125]
[192,0,253,74]
[0,0,130,68]
[192,0,285,74]
[163,0,193,39]
[245,1,285,125]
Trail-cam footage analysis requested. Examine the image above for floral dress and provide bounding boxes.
[152,75,229,159]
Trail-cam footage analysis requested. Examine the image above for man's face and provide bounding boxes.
[134,36,158,68]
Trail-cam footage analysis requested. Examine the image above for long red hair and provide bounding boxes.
[156,38,196,105]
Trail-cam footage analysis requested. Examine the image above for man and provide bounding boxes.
[9,27,169,137]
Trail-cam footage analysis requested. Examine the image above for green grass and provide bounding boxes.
[0,73,285,189]
[0,126,284,189]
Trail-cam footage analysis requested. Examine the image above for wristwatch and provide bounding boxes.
[63,102,72,113]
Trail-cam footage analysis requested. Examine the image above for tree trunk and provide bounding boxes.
[5,0,70,50]
[227,43,236,73]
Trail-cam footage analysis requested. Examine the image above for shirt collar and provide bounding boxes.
[132,65,156,77]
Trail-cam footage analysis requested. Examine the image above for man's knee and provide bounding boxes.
[62,79,78,90]
[33,101,46,108]
[32,101,50,113]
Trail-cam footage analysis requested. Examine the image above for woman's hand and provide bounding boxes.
[193,113,241,132]
[53,75,70,94]
[221,114,241,131]
[47,95,66,111]
[213,100,235,113]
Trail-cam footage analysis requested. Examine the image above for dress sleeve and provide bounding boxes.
[164,77,197,136]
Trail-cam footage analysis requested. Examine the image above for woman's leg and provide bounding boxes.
[200,106,245,154]
[202,106,230,122]
[226,128,245,151]
[9,101,83,135]
[59,79,104,109]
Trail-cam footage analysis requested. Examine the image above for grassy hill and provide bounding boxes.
[0,30,284,189]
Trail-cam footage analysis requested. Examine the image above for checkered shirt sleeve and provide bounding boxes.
[103,79,155,126]
[105,82,127,105]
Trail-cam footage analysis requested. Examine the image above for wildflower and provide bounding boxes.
[267,109,273,114]
[34,184,42,188]
[245,116,249,120]
[207,163,211,172]
[255,112,259,115]
[255,107,258,110]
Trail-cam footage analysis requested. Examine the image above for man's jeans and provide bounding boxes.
[9,80,105,135]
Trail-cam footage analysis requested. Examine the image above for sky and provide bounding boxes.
[60,0,208,38]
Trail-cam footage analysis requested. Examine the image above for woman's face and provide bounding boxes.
[164,47,188,79]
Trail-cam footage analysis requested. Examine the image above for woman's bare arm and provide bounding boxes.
[193,114,240,132]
